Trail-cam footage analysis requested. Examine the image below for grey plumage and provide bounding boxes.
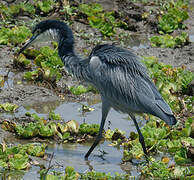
[19,20,177,159]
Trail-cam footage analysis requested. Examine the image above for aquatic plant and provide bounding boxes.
[49,111,61,120]
[0,143,46,170]
[78,3,128,37]
[79,123,99,136]
[0,26,31,46]
[0,103,18,112]
[158,0,189,33]
[150,32,189,48]
[34,0,56,14]
[0,2,35,20]
[1,113,100,141]
[21,46,64,83]
[40,165,130,180]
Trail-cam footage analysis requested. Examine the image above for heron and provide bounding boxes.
[18,20,177,160]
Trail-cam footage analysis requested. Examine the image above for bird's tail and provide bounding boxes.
[149,103,177,126]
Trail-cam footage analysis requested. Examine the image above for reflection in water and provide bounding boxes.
[23,100,61,114]
[85,160,94,171]
[189,34,194,42]
[120,33,149,50]
[0,169,25,180]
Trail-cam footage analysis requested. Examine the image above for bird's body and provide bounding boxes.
[19,20,176,159]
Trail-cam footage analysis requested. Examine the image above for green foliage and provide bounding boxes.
[105,128,126,142]
[49,111,61,120]
[141,159,172,179]
[78,3,126,37]
[181,117,194,137]
[65,166,80,180]
[0,143,46,170]
[0,103,18,112]
[150,32,189,48]
[2,114,101,141]
[15,122,39,138]
[81,3,114,37]
[79,123,99,136]
[80,170,130,180]
[0,26,31,46]
[13,54,32,69]
[22,46,64,83]
[123,116,194,178]
[144,158,194,179]
[158,0,189,33]
[34,0,55,14]
[0,2,35,20]
[142,56,194,112]
[0,0,55,20]
[26,143,46,157]
[69,85,91,95]
[40,166,130,180]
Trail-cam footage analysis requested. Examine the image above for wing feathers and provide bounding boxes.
[89,44,176,125]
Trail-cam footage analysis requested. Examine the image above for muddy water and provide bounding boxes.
[2,98,144,179]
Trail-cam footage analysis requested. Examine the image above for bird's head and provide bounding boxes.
[18,20,74,55]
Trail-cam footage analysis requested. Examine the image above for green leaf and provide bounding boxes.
[49,111,61,120]
[79,123,99,136]
[0,103,18,112]
[9,154,29,170]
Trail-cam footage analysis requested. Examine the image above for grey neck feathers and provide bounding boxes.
[57,32,91,82]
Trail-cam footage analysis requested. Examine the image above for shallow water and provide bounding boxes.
[21,99,145,179]
[1,99,144,179]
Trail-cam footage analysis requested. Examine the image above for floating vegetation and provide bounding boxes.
[122,117,194,178]
[0,26,31,46]
[49,111,61,121]
[79,104,95,114]
[141,158,193,179]
[40,165,130,180]
[34,0,56,14]
[149,0,189,48]
[79,123,99,136]
[18,46,64,84]
[0,103,18,112]
[1,113,99,142]
[150,32,189,48]
[69,85,93,95]
[158,0,189,34]
[0,143,46,170]
[78,3,128,37]
[13,53,32,69]
[0,0,56,21]
[0,2,35,20]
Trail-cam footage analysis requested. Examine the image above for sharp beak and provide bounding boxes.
[18,34,38,55]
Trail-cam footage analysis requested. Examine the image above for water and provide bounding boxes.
[189,34,194,43]
[1,95,144,179]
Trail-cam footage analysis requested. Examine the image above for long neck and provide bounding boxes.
[57,29,91,82]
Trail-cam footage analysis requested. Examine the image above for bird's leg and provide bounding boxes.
[129,113,148,155]
[85,99,110,160]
